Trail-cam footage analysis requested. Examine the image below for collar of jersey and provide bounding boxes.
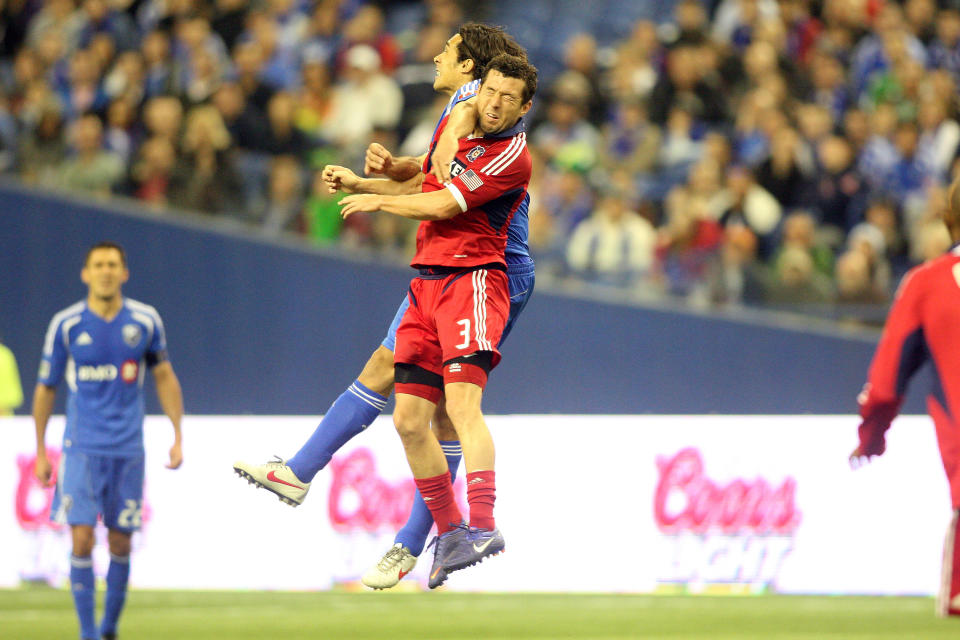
[474,116,526,141]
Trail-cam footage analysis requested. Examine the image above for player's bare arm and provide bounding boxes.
[32,383,57,486]
[323,165,424,196]
[364,142,426,180]
[431,99,479,183]
[339,189,461,221]
[152,361,184,469]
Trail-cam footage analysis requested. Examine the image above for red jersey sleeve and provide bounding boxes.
[445,133,531,214]
[857,266,930,452]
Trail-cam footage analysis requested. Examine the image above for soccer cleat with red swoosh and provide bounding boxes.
[361,543,418,589]
[233,456,310,506]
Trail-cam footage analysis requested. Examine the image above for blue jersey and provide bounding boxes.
[425,79,531,261]
[38,298,169,456]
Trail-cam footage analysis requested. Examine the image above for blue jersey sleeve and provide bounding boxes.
[38,314,70,387]
[145,309,169,368]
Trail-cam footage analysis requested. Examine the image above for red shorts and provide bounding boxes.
[395,267,509,399]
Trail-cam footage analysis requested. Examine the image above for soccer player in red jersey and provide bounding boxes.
[339,53,537,588]
[851,176,960,617]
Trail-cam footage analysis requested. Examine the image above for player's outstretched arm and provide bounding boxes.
[323,165,423,196]
[152,361,183,469]
[339,189,461,221]
[431,99,478,183]
[364,143,425,181]
[32,383,57,486]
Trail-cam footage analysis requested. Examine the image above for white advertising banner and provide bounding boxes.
[0,414,951,594]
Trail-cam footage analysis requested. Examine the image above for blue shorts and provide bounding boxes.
[381,256,535,351]
[51,451,145,531]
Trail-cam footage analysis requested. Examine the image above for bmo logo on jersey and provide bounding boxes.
[77,360,139,383]
[77,364,118,382]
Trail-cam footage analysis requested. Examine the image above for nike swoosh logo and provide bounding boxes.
[431,566,443,579]
[266,471,304,489]
[473,537,495,554]
[398,569,411,580]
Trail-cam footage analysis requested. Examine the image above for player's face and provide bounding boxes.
[433,33,466,94]
[81,248,129,301]
[475,70,531,135]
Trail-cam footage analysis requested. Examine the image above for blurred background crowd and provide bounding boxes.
[2,0,959,324]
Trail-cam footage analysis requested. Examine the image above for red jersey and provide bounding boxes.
[412,120,531,269]
[858,245,960,507]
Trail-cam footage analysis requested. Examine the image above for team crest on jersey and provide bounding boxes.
[122,324,142,347]
[466,145,486,162]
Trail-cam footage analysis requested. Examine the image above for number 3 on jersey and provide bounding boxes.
[456,319,471,349]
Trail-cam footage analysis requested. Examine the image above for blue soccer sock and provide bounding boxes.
[287,380,387,483]
[69,554,97,640]
[100,553,130,637]
[395,440,462,556]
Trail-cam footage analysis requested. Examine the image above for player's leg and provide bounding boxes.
[937,508,960,616]
[52,451,99,640]
[233,297,408,504]
[362,402,461,589]
[99,455,144,640]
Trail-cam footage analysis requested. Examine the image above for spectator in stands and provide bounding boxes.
[335,5,400,74]
[532,73,600,172]
[658,105,702,171]
[142,95,183,150]
[609,20,661,103]
[141,29,177,99]
[811,135,868,233]
[566,177,656,287]
[56,48,109,121]
[774,210,835,279]
[304,168,343,245]
[77,0,139,54]
[168,105,243,216]
[858,101,900,192]
[706,223,768,306]
[211,0,248,53]
[103,97,136,164]
[258,155,305,235]
[755,126,810,211]
[916,93,960,184]
[598,98,660,176]
[104,51,146,106]
[261,91,313,159]
[232,40,275,113]
[834,248,887,305]
[654,187,724,298]
[394,24,448,139]
[648,44,728,127]
[56,113,124,196]
[560,33,608,126]
[243,10,301,92]
[213,81,268,153]
[928,9,960,84]
[127,135,176,208]
[766,245,834,305]
[322,44,402,158]
[719,164,782,259]
[887,119,927,206]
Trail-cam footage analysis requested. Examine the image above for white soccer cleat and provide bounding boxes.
[233,456,310,506]
[361,543,418,589]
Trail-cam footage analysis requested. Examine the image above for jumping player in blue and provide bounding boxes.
[233,24,534,589]
[33,241,184,640]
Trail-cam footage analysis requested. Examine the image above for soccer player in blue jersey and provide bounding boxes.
[233,24,534,589]
[33,242,184,640]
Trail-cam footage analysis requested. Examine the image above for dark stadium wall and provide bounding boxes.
[0,183,925,415]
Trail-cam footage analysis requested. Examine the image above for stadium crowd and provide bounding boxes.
[2,0,959,321]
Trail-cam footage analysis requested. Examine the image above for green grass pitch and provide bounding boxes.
[2,589,958,639]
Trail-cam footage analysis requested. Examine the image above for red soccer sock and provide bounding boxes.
[415,473,463,535]
[466,470,496,531]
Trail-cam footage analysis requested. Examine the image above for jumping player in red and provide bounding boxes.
[851,176,960,617]
[339,53,537,588]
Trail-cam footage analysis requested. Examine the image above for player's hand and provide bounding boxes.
[35,453,55,487]
[322,164,361,194]
[166,442,183,469]
[430,134,458,183]
[364,143,393,176]
[338,194,382,219]
[849,438,885,470]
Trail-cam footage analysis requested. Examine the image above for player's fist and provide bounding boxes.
[34,453,54,487]
[364,143,393,176]
[167,441,183,469]
[322,165,361,194]
[849,433,885,470]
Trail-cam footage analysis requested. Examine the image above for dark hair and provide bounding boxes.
[481,54,538,104]
[458,23,528,80]
[85,241,127,267]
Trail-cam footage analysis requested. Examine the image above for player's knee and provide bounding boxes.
[358,346,395,396]
[432,403,459,441]
[107,530,132,557]
[393,406,430,443]
[72,527,95,556]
